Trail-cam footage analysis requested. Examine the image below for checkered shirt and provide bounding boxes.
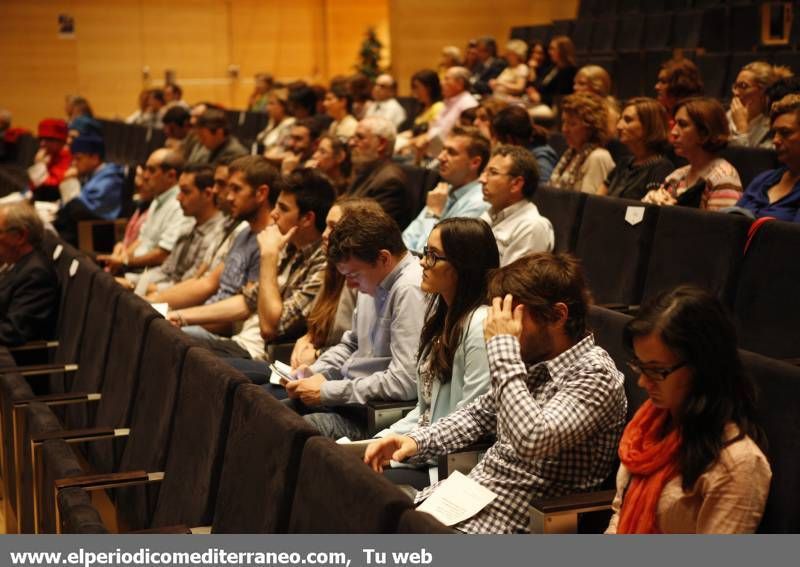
[408,333,627,534]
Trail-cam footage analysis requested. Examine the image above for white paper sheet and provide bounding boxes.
[268,360,294,385]
[416,471,497,526]
[151,303,169,317]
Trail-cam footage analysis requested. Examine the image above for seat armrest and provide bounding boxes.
[437,438,494,478]
[15,392,100,407]
[55,470,163,492]
[32,426,127,444]
[365,401,416,435]
[8,341,59,353]
[0,362,78,377]
[529,489,615,534]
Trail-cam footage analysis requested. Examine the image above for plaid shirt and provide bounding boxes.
[408,333,627,534]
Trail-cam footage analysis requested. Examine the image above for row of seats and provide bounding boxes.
[0,238,448,534]
[532,187,800,360]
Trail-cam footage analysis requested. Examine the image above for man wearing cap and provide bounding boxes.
[29,118,72,202]
[53,133,125,246]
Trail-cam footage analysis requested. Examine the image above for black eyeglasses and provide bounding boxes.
[422,246,448,267]
[627,359,687,382]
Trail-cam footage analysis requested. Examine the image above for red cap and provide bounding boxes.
[37,118,68,142]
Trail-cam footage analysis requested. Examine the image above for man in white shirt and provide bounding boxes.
[364,74,407,129]
[479,145,554,266]
[414,67,478,155]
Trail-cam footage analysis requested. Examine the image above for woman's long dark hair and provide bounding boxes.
[623,285,764,490]
[418,218,499,383]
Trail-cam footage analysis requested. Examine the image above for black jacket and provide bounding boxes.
[0,249,59,346]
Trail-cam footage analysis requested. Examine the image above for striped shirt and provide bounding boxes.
[662,158,743,211]
[408,333,627,534]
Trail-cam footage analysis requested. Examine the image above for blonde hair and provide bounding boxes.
[576,65,612,97]
[741,61,794,90]
[561,92,610,145]
[506,39,529,61]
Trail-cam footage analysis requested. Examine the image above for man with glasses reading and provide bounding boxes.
[285,206,425,441]
[479,144,554,266]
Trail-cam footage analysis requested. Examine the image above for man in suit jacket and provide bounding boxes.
[471,36,508,96]
[0,201,58,346]
[347,115,412,227]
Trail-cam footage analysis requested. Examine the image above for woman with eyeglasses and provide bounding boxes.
[728,62,794,149]
[606,285,771,534]
[367,217,499,489]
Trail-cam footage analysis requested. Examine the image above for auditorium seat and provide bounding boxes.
[644,50,673,94]
[733,220,800,360]
[614,52,645,100]
[639,207,751,307]
[614,15,644,52]
[532,187,586,253]
[573,195,659,306]
[211,384,319,533]
[729,3,761,52]
[695,53,731,101]
[572,19,594,54]
[719,146,780,190]
[643,14,673,50]
[589,18,617,54]
[671,10,703,50]
[551,19,575,39]
[288,436,412,533]
[699,4,730,52]
[56,487,108,534]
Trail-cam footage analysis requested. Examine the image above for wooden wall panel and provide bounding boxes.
[324,0,391,79]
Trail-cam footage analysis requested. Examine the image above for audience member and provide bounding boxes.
[473,98,509,140]
[643,97,742,211]
[439,46,462,74]
[164,82,189,109]
[526,35,577,109]
[0,201,58,346]
[409,70,444,134]
[117,167,154,258]
[364,74,407,129]
[765,75,800,109]
[606,286,770,534]
[30,119,71,201]
[324,82,358,141]
[125,89,153,126]
[288,198,383,369]
[550,93,615,193]
[574,65,621,136]
[418,67,478,153]
[158,156,278,312]
[348,116,412,227]
[377,218,498,489]
[257,90,296,153]
[403,126,490,252]
[489,40,529,99]
[134,164,227,295]
[599,97,675,200]
[162,106,192,151]
[97,149,191,274]
[365,253,627,534]
[526,40,552,86]
[194,108,248,165]
[479,144,553,265]
[736,94,800,222]
[285,208,425,440]
[65,96,94,122]
[278,118,322,176]
[464,39,481,74]
[348,74,374,121]
[306,134,351,195]
[655,58,704,118]
[249,73,275,113]
[490,105,558,183]
[728,61,793,149]
[53,134,124,246]
[471,37,508,96]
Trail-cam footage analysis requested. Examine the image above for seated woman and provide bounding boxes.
[472,97,509,140]
[258,90,295,154]
[323,81,358,141]
[643,97,742,211]
[305,134,351,195]
[489,39,530,99]
[526,41,552,88]
[736,94,800,222]
[395,70,444,157]
[599,97,675,200]
[728,61,793,149]
[526,35,577,110]
[654,58,704,120]
[549,93,615,193]
[574,65,621,138]
[606,285,771,534]
[369,217,498,490]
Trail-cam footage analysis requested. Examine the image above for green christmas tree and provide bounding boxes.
[356,27,382,80]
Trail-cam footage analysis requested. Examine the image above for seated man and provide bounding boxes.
[479,144,554,265]
[348,116,412,228]
[736,93,800,222]
[0,202,58,346]
[176,168,334,360]
[364,74,407,129]
[166,155,279,334]
[98,148,192,275]
[270,118,321,176]
[402,126,490,252]
[413,67,478,156]
[134,164,227,295]
[285,208,425,440]
[29,118,71,202]
[53,133,125,246]
[365,253,628,534]
[194,107,248,165]
[162,105,192,152]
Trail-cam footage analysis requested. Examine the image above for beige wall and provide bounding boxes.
[389,0,579,95]
[0,0,574,129]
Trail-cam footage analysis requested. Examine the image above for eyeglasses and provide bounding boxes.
[733,81,755,91]
[422,246,448,267]
[627,359,687,382]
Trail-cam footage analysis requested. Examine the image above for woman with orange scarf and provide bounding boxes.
[606,286,772,534]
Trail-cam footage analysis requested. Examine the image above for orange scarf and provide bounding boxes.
[616,400,681,534]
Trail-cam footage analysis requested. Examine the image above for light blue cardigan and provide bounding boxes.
[385,305,491,436]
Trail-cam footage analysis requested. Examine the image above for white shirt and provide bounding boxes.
[480,200,554,266]
[134,185,194,256]
[364,98,407,129]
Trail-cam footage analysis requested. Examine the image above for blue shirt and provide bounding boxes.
[737,167,800,223]
[77,162,125,220]
[205,226,260,304]
[402,179,489,252]
[532,145,558,184]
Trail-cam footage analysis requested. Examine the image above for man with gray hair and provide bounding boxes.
[0,201,58,346]
[347,116,412,227]
[364,74,407,129]
[413,66,478,156]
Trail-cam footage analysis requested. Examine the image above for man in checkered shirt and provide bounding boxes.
[365,253,627,533]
